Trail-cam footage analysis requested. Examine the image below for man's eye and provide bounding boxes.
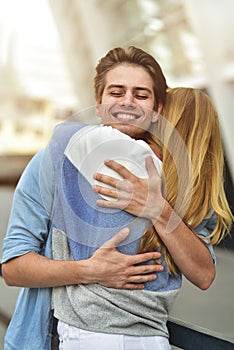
[110,91,123,96]
[135,94,148,99]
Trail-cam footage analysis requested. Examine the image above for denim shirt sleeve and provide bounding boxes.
[1,149,54,263]
[193,213,217,265]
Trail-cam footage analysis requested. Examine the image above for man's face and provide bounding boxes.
[98,64,162,139]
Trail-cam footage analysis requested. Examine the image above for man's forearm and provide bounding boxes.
[2,252,92,288]
[2,241,164,290]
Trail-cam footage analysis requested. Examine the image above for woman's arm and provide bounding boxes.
[93,157,216,290]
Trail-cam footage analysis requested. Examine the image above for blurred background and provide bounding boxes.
[0,0,233,348]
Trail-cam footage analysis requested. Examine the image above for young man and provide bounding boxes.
[2,47,215,349]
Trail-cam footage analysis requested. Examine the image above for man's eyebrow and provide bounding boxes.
[134,87,153,95]
[106,85,152,94]
[106,84,124,90]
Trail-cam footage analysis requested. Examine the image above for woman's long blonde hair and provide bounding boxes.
[139,87,233,275]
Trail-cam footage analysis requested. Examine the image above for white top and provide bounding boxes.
[64,124,162,200]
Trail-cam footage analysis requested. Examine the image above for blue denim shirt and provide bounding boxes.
[2,151,55,350]
[1,126,216,350]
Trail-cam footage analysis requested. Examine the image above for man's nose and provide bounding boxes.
[121,91,135,106]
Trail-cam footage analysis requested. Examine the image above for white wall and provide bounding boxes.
[183,0,234,181]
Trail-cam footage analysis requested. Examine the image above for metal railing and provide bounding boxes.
[167,316,234,349]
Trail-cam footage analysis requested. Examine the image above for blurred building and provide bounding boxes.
[0,0,234,174]
[0,0,233,202]
[0,0,78,157]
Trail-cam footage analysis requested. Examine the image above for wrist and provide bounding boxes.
[153,201,182,235]
[147,197,167,223]
[69,259,97,285]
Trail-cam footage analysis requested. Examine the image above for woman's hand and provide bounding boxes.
[93,156,166,223]
[93,157,216,290]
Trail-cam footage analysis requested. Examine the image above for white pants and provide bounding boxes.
[58,321,171,350]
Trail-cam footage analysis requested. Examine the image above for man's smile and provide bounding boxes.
[113,112,141,121]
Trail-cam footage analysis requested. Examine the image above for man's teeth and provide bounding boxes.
[116,113,136,120]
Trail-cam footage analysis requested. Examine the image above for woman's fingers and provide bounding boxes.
[96,198,129,210]
[92,184,119,199]
[92,158,162,221]
[93,172,119,188]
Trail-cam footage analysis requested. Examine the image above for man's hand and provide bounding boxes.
[2,227,163,290]
[87,227,164,289]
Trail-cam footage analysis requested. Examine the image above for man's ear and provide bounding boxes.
[96,104,102,118]
[152,102,163,123]
[157,102,163,115]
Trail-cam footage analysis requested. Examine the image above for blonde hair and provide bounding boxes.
[140,87,233,275]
